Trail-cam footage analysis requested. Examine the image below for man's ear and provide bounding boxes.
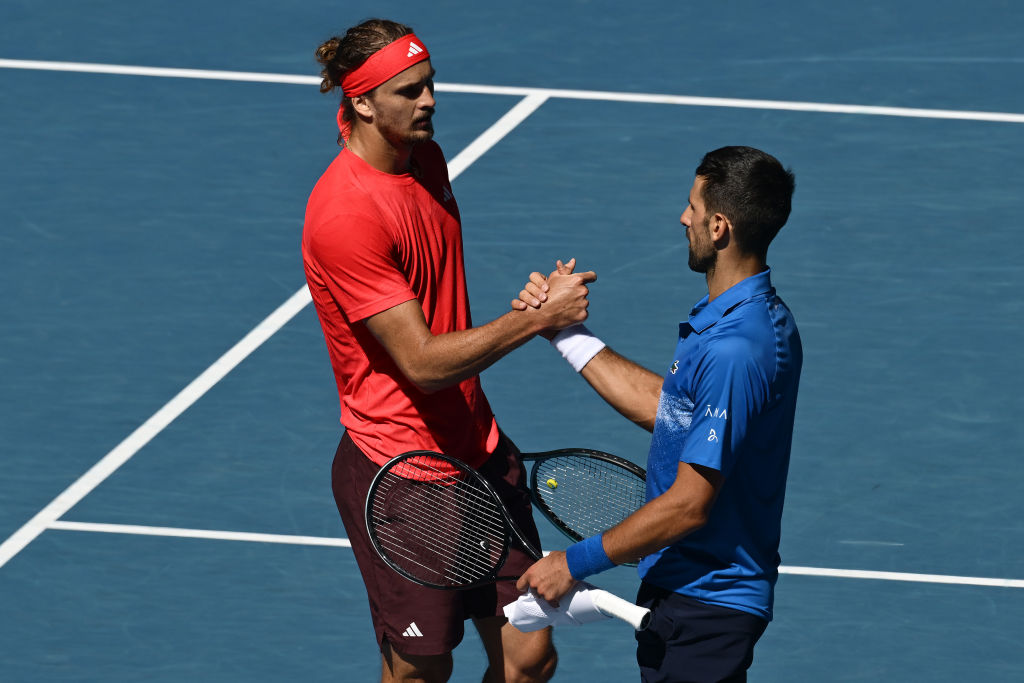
[710,212,732,244]
[351,94,374,119]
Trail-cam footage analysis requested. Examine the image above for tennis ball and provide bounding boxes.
[546,478,558,489]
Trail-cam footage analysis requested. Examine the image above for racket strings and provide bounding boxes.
[371,482,502,583]
[372,496,501,584]
[534,456,646,538]
[374,500,502,579]
[372,476,503,564]
[369,456,512,586]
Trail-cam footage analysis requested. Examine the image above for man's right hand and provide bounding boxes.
[512,258,596,333]
[511,258,584,311]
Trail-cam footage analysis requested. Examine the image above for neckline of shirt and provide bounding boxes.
[342,147,421,186]
[687,269,775,334]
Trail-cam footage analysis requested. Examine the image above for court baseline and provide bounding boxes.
[2,58,1023,123]
[45,520,1024,589]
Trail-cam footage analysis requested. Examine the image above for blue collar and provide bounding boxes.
[684,269,775,335]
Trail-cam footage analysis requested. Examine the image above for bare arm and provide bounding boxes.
[364,269,596,393]
[602,461,721,562]
[578,347,663,431]
[516,461,722,602]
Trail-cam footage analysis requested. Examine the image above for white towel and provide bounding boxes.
[502,582,613,632]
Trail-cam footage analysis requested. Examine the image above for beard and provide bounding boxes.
[687,219,717,273]
[377,113,434,148]
[688,245,717,273]
[407,115,434,143]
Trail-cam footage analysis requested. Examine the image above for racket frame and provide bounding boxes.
[364,450,543,591]
[521,448,646,543]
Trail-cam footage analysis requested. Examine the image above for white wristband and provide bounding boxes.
[550,324,606,372]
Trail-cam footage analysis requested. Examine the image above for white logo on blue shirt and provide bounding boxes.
[704,405,728,419]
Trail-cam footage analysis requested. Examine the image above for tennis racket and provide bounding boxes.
[365,450,651,630]
[519,448,646,543]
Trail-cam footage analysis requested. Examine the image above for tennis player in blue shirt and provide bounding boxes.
[515,146,801,682]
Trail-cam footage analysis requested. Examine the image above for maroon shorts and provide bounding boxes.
[332,430,541,656]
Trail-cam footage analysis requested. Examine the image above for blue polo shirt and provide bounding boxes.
[637,269,801,621]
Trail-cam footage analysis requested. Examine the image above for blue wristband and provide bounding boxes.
[565,534,616,580]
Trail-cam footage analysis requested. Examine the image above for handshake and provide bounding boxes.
[510,258,597,339]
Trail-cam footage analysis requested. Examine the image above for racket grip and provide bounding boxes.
[587,587,652,631]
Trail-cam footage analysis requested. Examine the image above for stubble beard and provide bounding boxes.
[378,112,434,148]
[687,221,717,273]
[688,246,716,273]
[408,125,434,145]
[407,114,434,145]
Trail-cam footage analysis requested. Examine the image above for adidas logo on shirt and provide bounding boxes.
[442,185,453,202]
[407,41,424,58]
[402,622,424,637]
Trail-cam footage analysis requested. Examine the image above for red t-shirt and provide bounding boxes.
[302,141,498,467]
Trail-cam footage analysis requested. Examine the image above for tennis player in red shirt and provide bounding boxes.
[303,19,593,683]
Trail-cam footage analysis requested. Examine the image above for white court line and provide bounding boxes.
[47,521,1024,589]
[0,58,317,85]
[2,58,1024,124]
[49,520,352,548]
[779,565,1024,589]
[0,94,546,571]
[438,83,1024,124]
[446,93,548,178]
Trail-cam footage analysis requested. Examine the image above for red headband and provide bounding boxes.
[337,34,431,140]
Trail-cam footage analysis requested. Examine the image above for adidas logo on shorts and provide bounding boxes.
[402,622,424,637]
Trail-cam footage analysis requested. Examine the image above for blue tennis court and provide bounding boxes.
[2,1,1023,680]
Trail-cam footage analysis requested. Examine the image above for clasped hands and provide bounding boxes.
[510,258,596,336]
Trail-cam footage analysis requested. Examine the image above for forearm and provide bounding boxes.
[599,490,707,564]
[403,309,546,392]
[561,485,709,582]
[368,270,595,393]
[578,347,663,431]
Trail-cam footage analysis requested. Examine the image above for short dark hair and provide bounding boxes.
[696,146,795,258]
[315,19,414,144]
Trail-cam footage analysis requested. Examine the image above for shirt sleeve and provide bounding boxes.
[306,211,417,322]
[680,336,769,478]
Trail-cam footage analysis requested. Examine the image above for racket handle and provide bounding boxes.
[587,587,652,631]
